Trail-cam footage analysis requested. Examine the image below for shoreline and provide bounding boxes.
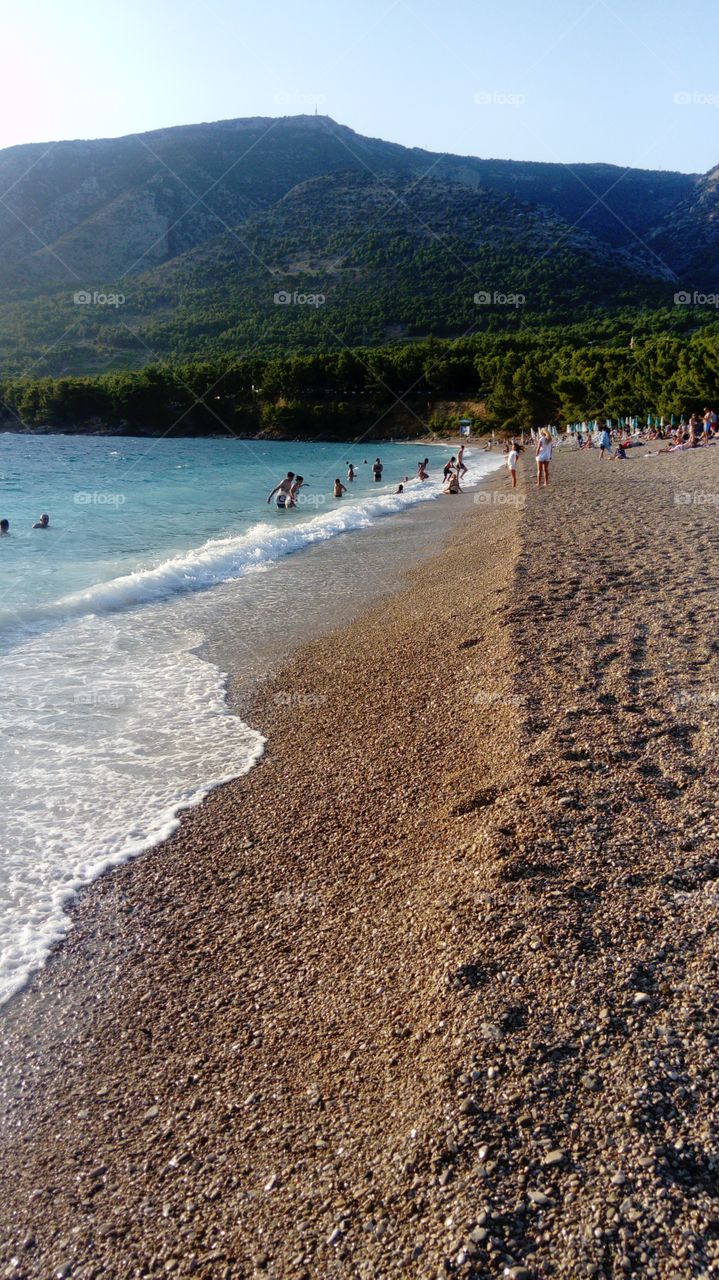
[0,448,503,1011]
[2,447,719,1277]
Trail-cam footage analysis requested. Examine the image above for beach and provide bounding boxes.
[2,443,719,1279]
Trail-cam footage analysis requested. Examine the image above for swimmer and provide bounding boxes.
[418,457,429,481]
[372,457,383,482]
[333,478,347,498]
[457,444,467,476]
[0,518,8,535]
[443,456,457,481]
[287,475,304,507]
[32,513,50,528]
[396,484,404,494]
[267,472,295,508]
[347,463,355,482]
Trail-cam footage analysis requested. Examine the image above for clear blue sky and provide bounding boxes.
[2,0,718,173]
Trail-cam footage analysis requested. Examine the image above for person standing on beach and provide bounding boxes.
[536,430,552,487]
[598,426,611,459]
[372,458,383,482]
[507,443,519,488]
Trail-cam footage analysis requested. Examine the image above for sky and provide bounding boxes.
[1,0,718,173]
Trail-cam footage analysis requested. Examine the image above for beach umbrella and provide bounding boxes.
[671,415,676,426]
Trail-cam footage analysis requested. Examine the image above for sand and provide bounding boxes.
[1,443,719,1279]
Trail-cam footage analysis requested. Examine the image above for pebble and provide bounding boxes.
[542,1150,567,1168]
[528,1190,552,1206]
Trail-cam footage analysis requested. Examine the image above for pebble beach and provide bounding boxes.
[1,443,719,1279]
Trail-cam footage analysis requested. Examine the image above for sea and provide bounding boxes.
[0,433,503,1005]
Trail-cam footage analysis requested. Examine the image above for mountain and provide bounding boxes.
[644,165,719,287]
[0,114,711,374]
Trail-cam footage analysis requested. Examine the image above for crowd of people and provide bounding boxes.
[565,408,718,456]
[265,447,473,509]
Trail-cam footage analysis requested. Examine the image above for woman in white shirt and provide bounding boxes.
[535,430,552,487]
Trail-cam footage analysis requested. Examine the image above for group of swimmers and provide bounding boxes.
[441,445,469,493]
[266,448,470,508]
[0,513,49,535]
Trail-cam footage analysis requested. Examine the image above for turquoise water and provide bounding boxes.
[0,435,459,618]
[0,432,501,1006]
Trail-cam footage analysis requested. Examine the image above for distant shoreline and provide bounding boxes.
[0,425,488,445]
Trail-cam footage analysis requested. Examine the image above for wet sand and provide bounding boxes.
[2,444,719,1279]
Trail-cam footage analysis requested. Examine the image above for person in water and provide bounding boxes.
[418,458,429,480]
[443,457,457,480]
[372,458,383,482]
[443,472,461,494]
[32,513,50,528]
[457,444,468,476]
[333,478,347,498]
[286,476,305,508]
[396,483,404,493]
[267,472,295,508]
[0,518,9,535]
[347,463,355,482]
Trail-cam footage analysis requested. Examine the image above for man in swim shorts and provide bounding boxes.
[267,472,295,508]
